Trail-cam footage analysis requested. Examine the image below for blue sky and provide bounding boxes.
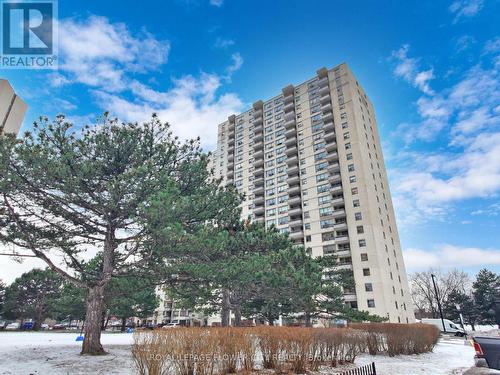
[1,0,499,281]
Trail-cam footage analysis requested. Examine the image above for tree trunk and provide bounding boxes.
[121,317,127,332]
[234,305,242,327]
[81,286,106,355]
[305,312,312,327]
[221,289,231,327]
[33,310,43,331]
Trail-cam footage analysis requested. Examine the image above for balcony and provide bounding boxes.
[227,163,234,172]
[254,167,264,178]
[328,162,340,173]
[287,164,299,176]
[254,176,264,186]
[284,111,295,122]
[254,157,264,168]
[253,205,264,215]
[254,132,263,143]
[324,130,336,142]
[284,101,295,112]
[332,196,344,205]
[254,195,264,205]
[285,127,296,139]
[335,237,350,247]
[228,137,235,146]
[285,145,297,156]
[320,93,331,104]
[323,111,334,122]
[253,149,264,160]
[284,118,296,129]
[227,153,234,162]
[253,108,263,117]
[321,102,332,113]
[286,155,298,166]
[330,185,343,194]
[326,141,337,153]
[253,141,263,151]
[254,185,264,195]
[329,173,341,184]
[332,209,346,218]
[226,178,234,186]
[289,195,301,206]
[319,84,330,96]
[285,136,297,147]
[326,152,339,162]
[283,94,294,104]
[253,123,263,133]
[288,185,301,195]
[289,231,304,240]
[288,206,302,216]
[289,218,303,228]
[333,221,348,231]
[288,175,300,186]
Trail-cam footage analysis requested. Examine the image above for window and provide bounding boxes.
[322,232,335,241]
[359,239,366,247]
[351,187,358,195]
[346,153,353,160]
[353,199,360,207]
[266,208,276,216]
[278,216,289,225]
[357,226,364,234]
[318,195,332,205]
[343,132,350,140]
[361,253,368,261]
[365,283,373,292]
[349,175,357,183]
[367,299,376,308]
[320,219,335,229]
[323,245,335,255]
[266,198,276,206]
[315,162,328,172]
[342,122,348,129]
[319,207,333,217]
[316,173,329,182]
[345,142,351,150]
[363,268,370,276]
[317,183,330,193]
[348,164,355,172]
[355,212,362,221]
[278,205,288,214]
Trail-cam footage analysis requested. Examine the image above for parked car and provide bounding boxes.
[5,322,20,330]
[421,318,466,336]
[473,336,500,370]
[162,322,180,329]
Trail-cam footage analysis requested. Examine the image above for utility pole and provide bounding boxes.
[431,274,446,333]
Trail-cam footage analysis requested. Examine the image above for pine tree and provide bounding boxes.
[473,269,500,325]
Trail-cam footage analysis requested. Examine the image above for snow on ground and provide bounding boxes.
[0,332,496,374]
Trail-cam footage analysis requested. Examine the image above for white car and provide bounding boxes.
[162,323,180,329]
[5,322,20,330]
[421,318,466,336]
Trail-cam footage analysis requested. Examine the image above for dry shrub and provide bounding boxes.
[349,323,439,356]
[132,323,439,374]
[132,330,172,375]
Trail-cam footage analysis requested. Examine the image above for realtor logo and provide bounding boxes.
[0,0,58,68]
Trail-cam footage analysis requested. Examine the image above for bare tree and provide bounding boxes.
[410,269,471,319]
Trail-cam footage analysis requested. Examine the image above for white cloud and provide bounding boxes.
[92,70,245,150]
[390,45,435,95]
[214,37,235,49]
[455,35,476,52]
[449,0,484,22]
[54,16,170,92]
[404,244,500,270]
[225,53,244,80]
[210,0,223,6]
[389,41,500,226]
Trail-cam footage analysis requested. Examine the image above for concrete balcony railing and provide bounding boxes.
[288,175,300,186]
[253,149,264,160]
[326,151,339,162]
[285,136,297,147]
[284,117,296,129]
[285,127,296,139]
[253,122,263,133]
[323,111,334,122]
[332,209,346,218]
[288,206,302,217]
[321,102,332,113]
[325,141,337,152]
[330,185,343,194]
[289,218,303,228]
[320,93,331,104]
[289,230,304,240]
[285,145,297,156]
[288,195,301,206]
[329,173,341,184]
[333,221,348,230]
[253,167,264,178]
[328,162,340,173]
[284,101,295,113]
[254,132,263,143]
[287,164,299,176]
[286,155,298,166]
[288,185,300,195]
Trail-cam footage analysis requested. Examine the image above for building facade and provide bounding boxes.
[0,79,27,135]
[213,63,415,323]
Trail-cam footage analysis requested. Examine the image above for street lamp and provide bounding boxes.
[431,274,446,333]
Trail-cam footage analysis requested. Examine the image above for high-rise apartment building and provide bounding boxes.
[0,79,28,135]
[214,63,415,323]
